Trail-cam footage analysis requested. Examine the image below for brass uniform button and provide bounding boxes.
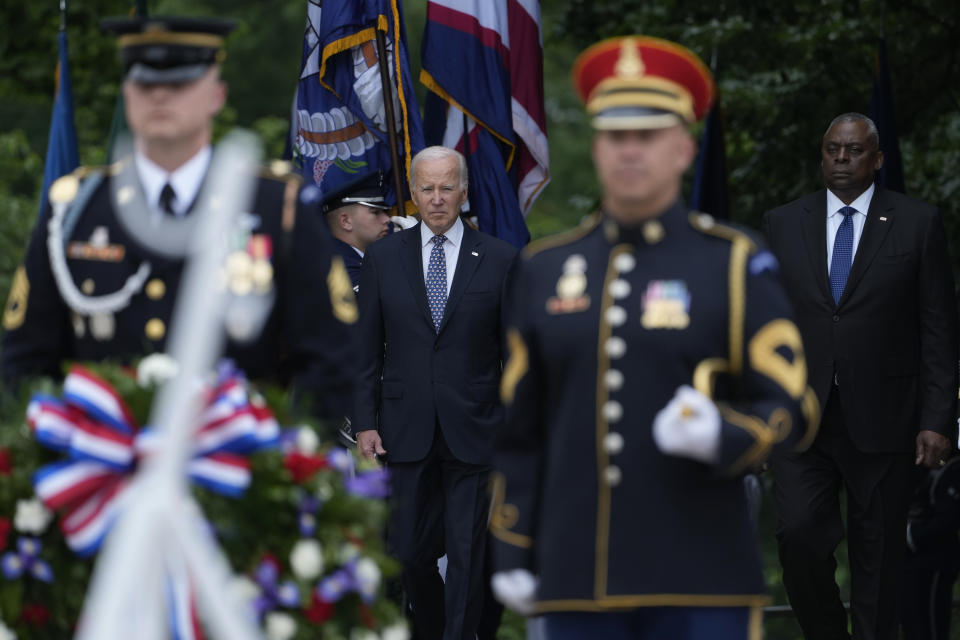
[642,220,665,244]
[116,185,135,206]
[81,279,96,294]
[146,279,166,300]
[145,318,166,340]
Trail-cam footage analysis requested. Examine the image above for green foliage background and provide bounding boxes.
[2,1,959,638]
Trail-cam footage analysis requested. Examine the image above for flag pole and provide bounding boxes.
[59,0,66,30]
[374,25,408,216]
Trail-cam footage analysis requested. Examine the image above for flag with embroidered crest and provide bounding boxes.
[293,0,424,212]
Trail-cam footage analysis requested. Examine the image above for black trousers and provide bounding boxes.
[388,423,490,640]
[773,389,914,640]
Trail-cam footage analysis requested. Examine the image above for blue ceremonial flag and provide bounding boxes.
[869,38,905,193]
[689,93,729,220]
[39,28,80,217]
[421,0,550,249]
[293,0,424,212]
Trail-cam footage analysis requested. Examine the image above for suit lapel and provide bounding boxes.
[438,225,483,334]
[837,189,894,307]
[399,223,435,329]
[800,191,833,305]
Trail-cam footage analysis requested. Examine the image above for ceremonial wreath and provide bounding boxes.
[0,357,406,640]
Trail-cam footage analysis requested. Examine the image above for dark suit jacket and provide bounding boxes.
[354,222,518,465]
[762,188,958,453]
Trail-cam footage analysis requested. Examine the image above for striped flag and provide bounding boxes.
[39,27,80,217]
[421,0,549,248]
[294,0,424,212]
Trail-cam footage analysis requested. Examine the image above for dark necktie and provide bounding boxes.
[159,183,177,216]
[829,206,856,304]
[426,235,448,332]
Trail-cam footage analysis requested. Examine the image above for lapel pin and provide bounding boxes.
[879,216,888,222]
[471,251,479,256]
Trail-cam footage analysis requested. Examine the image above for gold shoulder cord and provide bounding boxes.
[281,176,300,232]
[488,472,533,548]
[523,212,601,259]
[500,328,529,406]
[3,266,29,330]
[327,256,357,324]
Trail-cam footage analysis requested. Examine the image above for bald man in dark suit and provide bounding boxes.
[762,112,958,640]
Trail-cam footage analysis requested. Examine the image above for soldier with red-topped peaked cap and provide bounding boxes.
[488,36,819,639]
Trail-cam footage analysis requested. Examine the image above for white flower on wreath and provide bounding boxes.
[0,618,17,640]
[295,426,319,455]
[316,479,334,501]
[355,557,381,597]
[264,612,297,640]
[381,621,410,640]
[350,629,379,640]
[290,539,324,580]
[226,575,260,619]
[14,498,52,535]
[136,353,180,387]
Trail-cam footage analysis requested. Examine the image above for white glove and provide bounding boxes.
[491,569,538,616]
[652,385,721,464]
[390,215,417,231]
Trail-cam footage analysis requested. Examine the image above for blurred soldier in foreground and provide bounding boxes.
[1,16,356,420]
[322,171,392,291]
[489,36,818,640]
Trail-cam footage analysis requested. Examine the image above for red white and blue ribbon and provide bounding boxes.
[28,365,277,555]
[27,365,278,640]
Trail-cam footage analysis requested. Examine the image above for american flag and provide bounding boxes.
[421,0,550,248]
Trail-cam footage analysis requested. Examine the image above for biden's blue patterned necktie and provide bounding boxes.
[829,206,857,305]
[426,235,448,332]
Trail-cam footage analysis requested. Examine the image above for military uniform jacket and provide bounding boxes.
[2,159,358,419]
[332,236,364,292]
[491,203,819,612]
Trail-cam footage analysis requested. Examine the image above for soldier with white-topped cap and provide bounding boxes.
[2,16,357,421]
[322,170,392,291]
[488,35,819,639]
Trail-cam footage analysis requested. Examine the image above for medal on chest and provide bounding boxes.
[640,279,691,329]
[547,254,591,314]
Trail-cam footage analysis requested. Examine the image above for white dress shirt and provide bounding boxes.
[420,216,463,293]
[135,146,212,219]
[826,183,874,273]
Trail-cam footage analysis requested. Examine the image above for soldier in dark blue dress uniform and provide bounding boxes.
[322,171,392,293]
[489,36,820,640]
[1,16,356,420]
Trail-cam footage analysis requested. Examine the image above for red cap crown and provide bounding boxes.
[572,36,714,130]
